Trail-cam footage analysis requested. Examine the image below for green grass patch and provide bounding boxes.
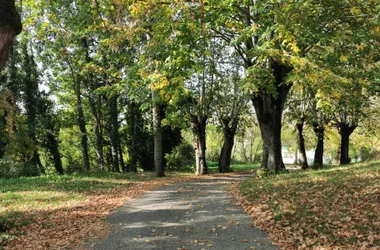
[175,162,259,174]
[239,161,380,248]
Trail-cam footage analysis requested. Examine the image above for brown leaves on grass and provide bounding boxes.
[230,164,380,250]
[4,175,198,250]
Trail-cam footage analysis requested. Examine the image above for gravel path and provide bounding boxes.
[90,174,278,250]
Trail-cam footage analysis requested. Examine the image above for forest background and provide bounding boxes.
[0,0,378,178]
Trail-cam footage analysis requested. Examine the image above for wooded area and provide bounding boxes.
[0,1,379,249]
[0,0,378,178]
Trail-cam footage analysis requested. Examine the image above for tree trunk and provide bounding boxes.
[249,137,253,164]
[108,95,120,172]
[296,121,309,170]
[0,0,22,71]
[118,142,126,172]
[75,80,90,171]
[338,124,357,165]
[127,102,141,173]
[89,96,105,170]
[218,117,238,173]
[251,62,292,173]
[153,100,165,177]
[313,125,324,168]
[191,115,208,175]
[46,130,64,175]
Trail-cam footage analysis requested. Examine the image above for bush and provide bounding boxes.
[0,158,40,178]
[166,142,195,170]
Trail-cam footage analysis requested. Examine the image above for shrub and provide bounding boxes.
[166,142,195,170]
[0,158,40,178]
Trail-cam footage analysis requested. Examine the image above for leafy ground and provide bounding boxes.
[0,164,258,250]
[233,161,380,250]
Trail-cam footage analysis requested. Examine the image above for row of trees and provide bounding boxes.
[0,0,379,177]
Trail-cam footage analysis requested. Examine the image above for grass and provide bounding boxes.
[179,161,259,174]
[238,161,380,249]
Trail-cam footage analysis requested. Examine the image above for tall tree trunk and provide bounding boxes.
[75,80,90,171]
[127,102,141,172]
[23,44,44,174]
[296,120,309,170]
[108,95,120,172]
[83,37,104,170]
[153,98,165,177]
[249,137,253,164]
[294,150,298,164]
[251,62,292,173]
[0,0,22,71]
[218,117,239,173]
[118,142,126,172]
[313,125,324,168]
[46,130,64,175]
[89,96,105,170]
[338,124,357,165]
[191,115,208,175]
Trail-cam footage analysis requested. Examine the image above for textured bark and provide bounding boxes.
[338,124,357,165]
[0,0,22,71]
[153,100,165,177]
[251,62,292,172]
[191,115,208,175]
[296,121,309,170]
[218,117,239,173]
[313,126,324,167]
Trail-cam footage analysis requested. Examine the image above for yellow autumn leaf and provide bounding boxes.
[339,55,348,63]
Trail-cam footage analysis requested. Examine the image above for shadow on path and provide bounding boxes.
[89,175,278,250]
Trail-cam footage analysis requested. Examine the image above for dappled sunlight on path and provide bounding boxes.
[90,175,277,250]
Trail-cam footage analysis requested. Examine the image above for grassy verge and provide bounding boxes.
[237,161,380,249]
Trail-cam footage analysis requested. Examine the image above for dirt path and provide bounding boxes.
[88,174,278,250]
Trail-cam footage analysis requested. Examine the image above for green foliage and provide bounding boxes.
[0,158,40,178]
[166,142,195,170]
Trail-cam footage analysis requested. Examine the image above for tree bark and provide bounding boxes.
[75,79,90,171]
[218,117,239,173]
[191,115,208,175]
[0,0,22,71]
[251,62,292,173]
[312,125,324,168]
[153,99,165,177]
[338,124,357,165]
[296,120,309,170]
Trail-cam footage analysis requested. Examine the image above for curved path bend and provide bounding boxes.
[89,174,278,250]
